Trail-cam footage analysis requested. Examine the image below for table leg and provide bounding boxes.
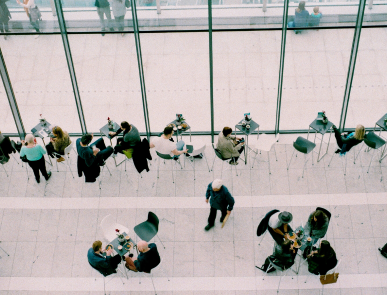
[245,135,249,165]
[317,131,332,162]
[307,127,311,140]
[42,138,53,166]
[317,133,324,162]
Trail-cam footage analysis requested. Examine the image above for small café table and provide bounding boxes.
[107,232,138,279]
[289,226,314,272]
[373,113,387,161]
[99,121,121,165]
[31,120,54,166]
[307,118,334,162]
[167,120,191,143]
[235,119,260,165]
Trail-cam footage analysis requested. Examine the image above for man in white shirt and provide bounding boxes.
[268,211,293,244]
[149,126,188,158]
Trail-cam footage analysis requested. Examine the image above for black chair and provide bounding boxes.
[287,137,316,178]
[256,209,280,246]
[134,211,165,248]
[211,143,238,177]
[364,131,386,173]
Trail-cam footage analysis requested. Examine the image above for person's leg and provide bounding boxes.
[28,160,41,183]
[45,142,55,158]
[238,145,245,154]
[118,15,125,31]
[4,20,9,32]
[96,7,106,31]
[37,157,50,180]
[268,226,284,245]
[92,138,107,150]
[124,257,138,272]
[220,209,227,222]
[97,146,114,163]
[207,207,217,227]
[110,254,122,269]
[31,21,40,33]
[333,127,343,149]
[103,6,114,31]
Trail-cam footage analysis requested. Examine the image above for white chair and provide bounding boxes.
[100,214,130,242]
[53,141,75,178]
[185,144,210,179]
[250,133,279,174]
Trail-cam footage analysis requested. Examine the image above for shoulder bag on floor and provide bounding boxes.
[320,273,339,285]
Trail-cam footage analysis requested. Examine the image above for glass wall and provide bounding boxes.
[1,0,387,138]
[0,82,17,133]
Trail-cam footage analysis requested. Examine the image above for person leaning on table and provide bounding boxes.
[87,240,123,276]
[216,127,244,165]
[267,211,293,245]
[304,209,329,244]
[125,240,160,273]
[109,121,141,157]
[332,124,364,154]
[20,134,52,184]
[45,126,71,163]
[306,240,337,275]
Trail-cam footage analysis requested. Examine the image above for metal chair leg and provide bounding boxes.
[251,149,258,169]
[367,149,376,173]
[302,154,308,178]
[1,164,8,177]
[287,149,296,170]
[157,234,165,249]
[157,157,160,179]
[274,145,278,161]
[171,160,174,184]
[268,150,271,175]
[258,230,267,246]
[328,152,335,167]
[204,154,210,172]
[211,155,216,171]
[0,242,10,256]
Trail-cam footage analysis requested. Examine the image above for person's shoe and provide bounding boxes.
[122,255,126,261]
[57,157,65,163]
[36,178,40,184]
[185,153,191,157]
[220,216,225,223]
[45,171,52,181]
[335,149,341,154]
[101,31,105,36]
[255,265,265,272]
[229,161,238,165]
[204,224,214,231]
[378,248,387,258]
[332,124,338,131]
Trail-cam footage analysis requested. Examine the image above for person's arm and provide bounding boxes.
[20,146,26,157]
[16,0,34,8]
[205,184,211,203]
[84,148,96,166]
[226,192,235,213]
[225,141,243,157]
[312,219,329,239]
[171,148,187,156]
[109,128,122,138]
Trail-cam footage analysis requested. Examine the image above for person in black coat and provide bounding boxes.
[306,240,337,275]
[256,240,297,272]
[125,240,160,273]
[87,240,122,276]
[332,124,364,154]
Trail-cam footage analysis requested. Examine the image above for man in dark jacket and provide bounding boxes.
[204,179,235,231]
[87,240,122,276]
[76,134,113,167]
[125,240,160,273]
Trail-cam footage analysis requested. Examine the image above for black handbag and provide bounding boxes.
[20,155,28,162]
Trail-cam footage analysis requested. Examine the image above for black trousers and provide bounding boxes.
[28,156,49,181]
[91,138,114,165]
[45,142,64,159]
[333,128,344,149]
[226,146,245,162]
[114,137,132,154]
[110,254,122,270]
[208,207,227,226]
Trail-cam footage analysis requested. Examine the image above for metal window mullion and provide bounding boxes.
[208,0,214,143]
[0,48,25,139]
[339,0,366,131]
[274,0,290,134]
[131,0,151,140]
[54,0,87,134]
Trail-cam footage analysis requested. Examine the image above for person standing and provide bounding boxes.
[20,134,52,184]
[111,0,126,36]
[95,0,114,36]
[16,0,41,38]
[0,0,11,40]
[204,179,235,231]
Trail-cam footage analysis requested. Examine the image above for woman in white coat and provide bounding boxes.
[111,0,126,36]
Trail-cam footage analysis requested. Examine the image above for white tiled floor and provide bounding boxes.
[0,136,387,294]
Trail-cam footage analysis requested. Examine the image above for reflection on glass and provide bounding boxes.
[0,82,18,133]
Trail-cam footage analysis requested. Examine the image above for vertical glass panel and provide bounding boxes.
[0,35,81,133]
[363,1,387,26]
[346,28,387,129]
[6,0,59,35]
[142,32,211,132]
[213,31,281,132]
[68,34,146,133]
[281,28,354,130]
[0,82,18,133]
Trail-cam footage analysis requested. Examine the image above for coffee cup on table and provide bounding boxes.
[246,124,250,129]
[307,237,312,242]
[118,245,123,250]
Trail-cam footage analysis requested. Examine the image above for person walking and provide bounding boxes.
[111,0,126,36]
[16,0,41,38]
[20,134,52,184]
[95,0,114,36]
[204,179,235,231]
[0,0,11,40]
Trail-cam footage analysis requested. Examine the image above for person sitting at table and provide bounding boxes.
[125,240,160,273]
[149,126,188,159]
[304,209,329,244]
[45,126,71,163]
[268,211,293,245]
[306,240,337,275]
[87,240,123,276]
[76,134,113,167]
[332,124,364,154]
[216,127,245,165]
[256,240,297,272]
[20,134,52,184]
[109,121,141,157]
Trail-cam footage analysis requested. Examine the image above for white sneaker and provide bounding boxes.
[34,35,40,39]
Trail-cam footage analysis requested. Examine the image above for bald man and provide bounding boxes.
[205,179,235,231]
[125,240,160,273]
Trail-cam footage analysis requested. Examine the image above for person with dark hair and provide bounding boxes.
[288,1,309,34]
[149,126,187,158]
[216,126,245,165]
[256,240,297,272]
[304,210,329,244]
[87,240,125,276]
[76,133,113,167]
[306,240,337,275]
[45,126,71,163]
[109,121,141,157]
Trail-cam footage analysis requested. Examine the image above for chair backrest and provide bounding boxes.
[212,143,224,160]
[268,256,286,272]
[316,207,331,221]
[364,132,378,149]
[156,151,173,160]
[293,140,307,154]
[64,141,74,155]
[100,214,116,242]
[147,211,159,231]
[191,145,206,157]
[257,209,280,236]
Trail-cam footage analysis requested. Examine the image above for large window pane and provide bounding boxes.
[0,83,18,133]
[68,34,146,133]
[0,35,81,134]
[213,31,281,132]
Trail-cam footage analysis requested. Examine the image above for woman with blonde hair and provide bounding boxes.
[46,126,71,163]
[332,124,364,154]
[20,134,51,183]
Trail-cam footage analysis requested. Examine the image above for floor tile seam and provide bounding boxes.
[1,192,387,209]
[2,273,387,291]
